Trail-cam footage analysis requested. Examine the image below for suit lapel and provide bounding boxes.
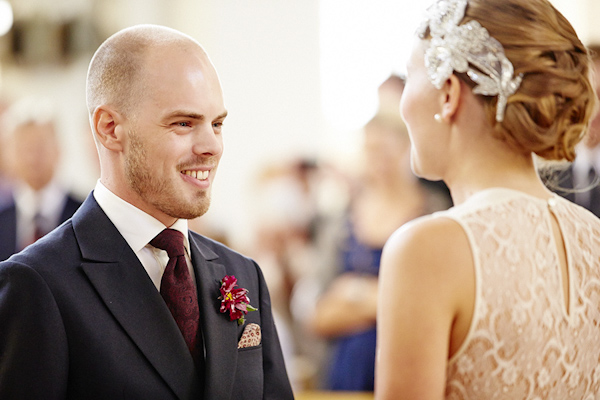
[73,195,201,400]
[189,235,238,399]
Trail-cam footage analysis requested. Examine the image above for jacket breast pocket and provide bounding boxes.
[232,345,264,399]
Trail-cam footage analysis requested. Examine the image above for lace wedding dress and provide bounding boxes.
[442,188,600,399]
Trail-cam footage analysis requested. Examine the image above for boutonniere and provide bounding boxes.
[218,275,258,325]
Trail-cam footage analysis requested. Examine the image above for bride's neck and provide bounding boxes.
[445,151,550,205]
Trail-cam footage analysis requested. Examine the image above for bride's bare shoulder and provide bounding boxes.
[381,214,472,288]
[385,214,468,256]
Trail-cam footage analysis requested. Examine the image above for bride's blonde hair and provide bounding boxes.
[442,0,597,161]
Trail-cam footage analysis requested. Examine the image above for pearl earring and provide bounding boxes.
[434,113,443,123]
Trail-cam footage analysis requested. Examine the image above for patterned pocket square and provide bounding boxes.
[238,323,261,349]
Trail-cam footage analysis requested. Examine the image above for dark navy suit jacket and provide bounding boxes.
[0,194,294,399]
[0,193,82,261]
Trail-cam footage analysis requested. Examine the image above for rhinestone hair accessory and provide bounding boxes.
[417,0,523,122]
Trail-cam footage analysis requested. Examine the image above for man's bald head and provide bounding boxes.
[86,24,208,119]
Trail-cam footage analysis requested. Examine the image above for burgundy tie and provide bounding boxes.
[150,229,201,363]
[33,213,46,242]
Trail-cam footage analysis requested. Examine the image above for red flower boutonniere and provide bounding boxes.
[218,275,258,325]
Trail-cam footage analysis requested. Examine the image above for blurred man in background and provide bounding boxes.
[550,44,600,215]
[0,97,82,260]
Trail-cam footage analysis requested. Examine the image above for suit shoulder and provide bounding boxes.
[0,198,15,215]
[9,220,78,268]
[0,257,48,288]
[190,231,254,262]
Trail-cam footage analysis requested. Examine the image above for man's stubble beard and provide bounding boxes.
[124,129,211,220]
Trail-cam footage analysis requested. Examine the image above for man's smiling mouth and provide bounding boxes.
[182,170,209,180]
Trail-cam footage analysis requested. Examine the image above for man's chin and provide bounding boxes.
[167,200,211,221]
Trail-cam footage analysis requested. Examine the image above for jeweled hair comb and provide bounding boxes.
[417,0,523,122]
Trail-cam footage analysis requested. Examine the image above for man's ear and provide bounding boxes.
[439,74,462,122]
[92,106,126,152]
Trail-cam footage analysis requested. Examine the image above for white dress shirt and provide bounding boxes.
[93,180,196,291]
[14,179,69,250]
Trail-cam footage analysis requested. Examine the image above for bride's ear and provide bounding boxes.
[439,74,461,122]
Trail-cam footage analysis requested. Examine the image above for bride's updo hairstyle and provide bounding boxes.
[424,0,597,162]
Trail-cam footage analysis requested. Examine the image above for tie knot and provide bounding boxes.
[150,229,185,258]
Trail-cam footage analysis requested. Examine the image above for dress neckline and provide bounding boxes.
[457,187,560,210]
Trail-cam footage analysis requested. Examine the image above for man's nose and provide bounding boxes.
[192,124,223,156]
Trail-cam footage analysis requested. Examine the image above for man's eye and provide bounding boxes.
[175,121,190,127]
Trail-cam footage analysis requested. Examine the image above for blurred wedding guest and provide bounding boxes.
[377,74,406,116]
[376,0,600,399]
[310,111,451,392]
[0,101,14,207]
[548,44,600,216]
[246,157,327,388]
[0,97,82,260]
[379,73,452,206]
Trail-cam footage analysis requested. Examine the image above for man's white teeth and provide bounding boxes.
[184,170,209,180]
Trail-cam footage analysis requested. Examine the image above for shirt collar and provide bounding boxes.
[574,143,600,174]
[13,178,66,220]
[93,180,190,254]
